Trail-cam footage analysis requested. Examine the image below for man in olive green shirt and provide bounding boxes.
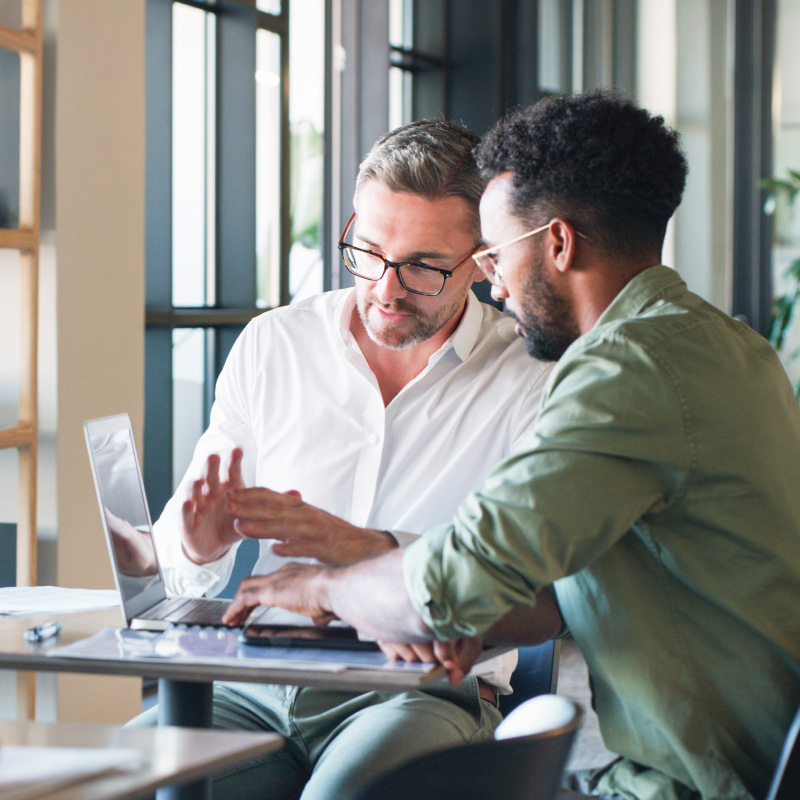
[224,92,800,800]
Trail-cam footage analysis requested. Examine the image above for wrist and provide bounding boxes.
[314,566,336,617]
[181,540,233,566]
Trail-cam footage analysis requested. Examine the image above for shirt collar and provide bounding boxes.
[335,287,483,363]
[450,290,483,362]
[594,265,686,329]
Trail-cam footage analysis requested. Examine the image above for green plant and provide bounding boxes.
[763,169,800,397]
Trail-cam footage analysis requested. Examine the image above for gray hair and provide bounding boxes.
[354,119,485,239]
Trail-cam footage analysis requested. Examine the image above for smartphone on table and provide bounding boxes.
[239,623,380,651]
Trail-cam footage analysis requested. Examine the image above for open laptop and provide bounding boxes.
[85,413,265,630]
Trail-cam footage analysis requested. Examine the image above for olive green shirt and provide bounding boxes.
[404,266,800,800]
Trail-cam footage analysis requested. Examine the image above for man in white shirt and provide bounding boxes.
[142,119,551,800]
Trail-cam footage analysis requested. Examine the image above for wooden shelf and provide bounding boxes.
[0,227,37,252]
[0,424,36,450]
[0,25,37,55]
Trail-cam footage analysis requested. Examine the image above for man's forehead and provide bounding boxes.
[353,185,478,247]
[479,173,521,242]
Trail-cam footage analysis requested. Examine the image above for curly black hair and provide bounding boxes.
[475,90,688,257]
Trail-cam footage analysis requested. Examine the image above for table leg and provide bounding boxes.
[156,679,213,800]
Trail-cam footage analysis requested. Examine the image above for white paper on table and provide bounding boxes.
[0,586,121,616]
[0,745,143,800]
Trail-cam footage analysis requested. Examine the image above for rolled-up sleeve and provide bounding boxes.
[403,333,689,640]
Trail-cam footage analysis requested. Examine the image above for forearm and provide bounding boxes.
[483,591,563,647]
[320,548,433,642]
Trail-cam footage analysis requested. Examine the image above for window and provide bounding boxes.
[770,0,800,389]
[389,0,447,129]
[144,0,325,517]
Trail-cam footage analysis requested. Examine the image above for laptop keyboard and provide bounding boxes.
[141,597,231,627]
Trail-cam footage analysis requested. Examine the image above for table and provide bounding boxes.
[0,608,445,799]
[0,719,282,800]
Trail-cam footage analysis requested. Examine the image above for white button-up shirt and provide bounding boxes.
[154,288,551,689]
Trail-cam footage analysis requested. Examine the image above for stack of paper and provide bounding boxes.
[0,586,120,616]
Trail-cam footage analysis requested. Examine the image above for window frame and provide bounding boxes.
[144,0,292,517]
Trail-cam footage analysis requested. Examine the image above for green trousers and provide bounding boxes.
[130,676,501,800]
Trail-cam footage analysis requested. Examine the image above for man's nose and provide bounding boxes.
[490,281,508,303]
[374,264,408,304]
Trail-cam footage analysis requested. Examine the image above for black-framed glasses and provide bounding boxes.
[338,212,477,297]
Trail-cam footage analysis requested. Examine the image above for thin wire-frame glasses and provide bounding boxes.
[338,212,476,297]
[473,223,588,286]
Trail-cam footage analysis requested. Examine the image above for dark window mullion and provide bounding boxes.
[144,0,174,519]
[216,3,257,310]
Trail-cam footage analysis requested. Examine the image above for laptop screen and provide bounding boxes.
[86,418,163,606]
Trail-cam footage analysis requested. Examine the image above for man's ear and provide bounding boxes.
[470,267,487,285]
[547,219,580,274]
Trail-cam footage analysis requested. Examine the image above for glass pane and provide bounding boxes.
[389,66,413,130]
[172,3,216,308]
[389,0,410,49]
[172,328,206,490]
[771,0,800,389]
[257,0,281,14]
[0,248,20,428]
[256,29,282,308]
[0,47,20,228]
[538,0,569,94]
[289,0,324,302]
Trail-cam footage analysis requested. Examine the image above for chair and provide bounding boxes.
[354,694,583,800]
[500,640,561,716]
[766,704,800,800]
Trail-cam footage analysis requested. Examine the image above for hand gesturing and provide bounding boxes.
[181,448,245,564]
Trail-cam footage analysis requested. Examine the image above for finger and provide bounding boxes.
[227,448,244,486]
[228,487,301,509]
[429,640,463,685]
[382,642,421,662]
[409,642,437,663]
[181,498,195,532]
[222,595,256,626]
[232,517,294,542]
[271,542,313,556]
[378,641,404,660]
[284,489,302,499]
[204,454,222,493]
[222,582,269,625]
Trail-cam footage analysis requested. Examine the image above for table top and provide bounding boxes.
[0,608,445,692]
[0,719,282,800]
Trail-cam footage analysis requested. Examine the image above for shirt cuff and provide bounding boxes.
[160,529,237,598]
[402,524,476,640]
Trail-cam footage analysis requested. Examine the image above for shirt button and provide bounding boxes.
[367,434,378,445]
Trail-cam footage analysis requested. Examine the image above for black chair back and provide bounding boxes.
[499,641,559,717]
[355,696,582,800]
[766,704,800,800]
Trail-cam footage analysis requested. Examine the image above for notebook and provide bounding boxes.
[84,413,265,630]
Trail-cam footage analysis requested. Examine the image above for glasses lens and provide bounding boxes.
[342,246,386,280]
[398,264,445,296]
[473,253,499,284]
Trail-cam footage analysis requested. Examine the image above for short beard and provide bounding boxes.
[506,255,579,362]
[357,292,464,350]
